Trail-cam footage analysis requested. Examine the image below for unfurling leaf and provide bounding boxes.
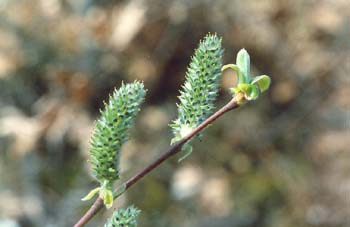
[251,75,271,92]
[223,49,271,103]
[81,187,100,201]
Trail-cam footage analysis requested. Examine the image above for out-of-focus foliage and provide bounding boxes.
[0,0,349,227]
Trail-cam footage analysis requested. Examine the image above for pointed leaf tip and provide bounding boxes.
[81,187,101,201]
[221,64,239,72]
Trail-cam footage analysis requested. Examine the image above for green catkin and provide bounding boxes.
[90,82,145,185]
[83,82,146,207]
[170,33,224,146]
[104,206,140,227]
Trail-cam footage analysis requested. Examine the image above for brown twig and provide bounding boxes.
[73,98,239,227]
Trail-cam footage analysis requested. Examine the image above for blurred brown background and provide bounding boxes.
[0,0,349,226]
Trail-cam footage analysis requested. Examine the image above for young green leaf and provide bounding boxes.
[81,187,100,201]
[236,48,250,83]
[251,75,271,92]
[223,49,271,103]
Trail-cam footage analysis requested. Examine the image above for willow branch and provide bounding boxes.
[73,97,240,227]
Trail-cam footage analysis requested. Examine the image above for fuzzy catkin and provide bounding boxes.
[89,82,146,187]
[171,34,223,143]
[104,206,140,227]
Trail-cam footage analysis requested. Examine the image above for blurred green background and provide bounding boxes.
[0,0,349,226]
